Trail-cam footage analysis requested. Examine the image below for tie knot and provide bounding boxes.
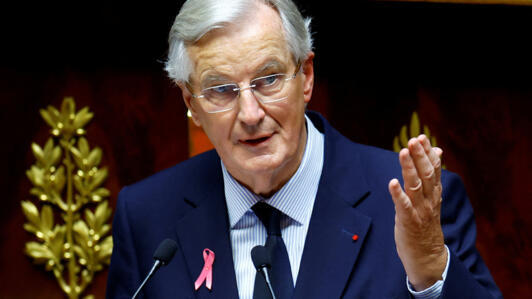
[252,202,282,236]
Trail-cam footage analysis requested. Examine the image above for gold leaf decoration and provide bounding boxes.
[393,111,445,169]
[22,97,113,299]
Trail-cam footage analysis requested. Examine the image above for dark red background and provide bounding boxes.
[1,1,531,298]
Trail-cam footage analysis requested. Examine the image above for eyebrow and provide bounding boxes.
[254,60,286,76]
[200,74,232,89]
[199,59,288,88]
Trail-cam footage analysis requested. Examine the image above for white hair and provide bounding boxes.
[165,0,313,83]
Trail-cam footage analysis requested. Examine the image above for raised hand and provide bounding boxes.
[388,135,448,291]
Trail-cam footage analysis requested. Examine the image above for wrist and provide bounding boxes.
[408,246,448,291]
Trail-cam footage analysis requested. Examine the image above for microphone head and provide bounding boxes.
[153,238,178,265]
[251,245,272,270]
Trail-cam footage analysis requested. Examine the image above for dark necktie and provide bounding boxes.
[252,202,294,299]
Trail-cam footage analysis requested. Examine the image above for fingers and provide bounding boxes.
[418,135,442,185]
[388,178,413,222]
[408,136,437,198]
[399,148,425,207]
[398,135,443,208]
[417,136,443,204]
[408,135,441,199]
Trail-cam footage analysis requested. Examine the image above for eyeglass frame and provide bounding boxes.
[185,60,302,114]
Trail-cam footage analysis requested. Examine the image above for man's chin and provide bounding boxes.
[241,159,282,174]
[228,154,283,175]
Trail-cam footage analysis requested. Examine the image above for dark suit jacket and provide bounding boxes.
[106,111,502,298]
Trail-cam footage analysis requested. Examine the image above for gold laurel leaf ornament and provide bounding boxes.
[22,97,113,298]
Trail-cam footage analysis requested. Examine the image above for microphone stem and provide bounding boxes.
[132,260,161,299]
[261,267,277,299]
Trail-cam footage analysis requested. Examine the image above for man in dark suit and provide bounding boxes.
[106,0,502,298]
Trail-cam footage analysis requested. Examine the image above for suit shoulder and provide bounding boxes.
[331,131,402,177]
[310,110,400,173]
[351,142,399,164]
[130,150,217,188]
[117,150,219,210]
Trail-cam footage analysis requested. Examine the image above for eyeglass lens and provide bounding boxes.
[201,73,290,112]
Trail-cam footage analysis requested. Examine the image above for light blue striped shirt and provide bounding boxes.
[222,115,447,298]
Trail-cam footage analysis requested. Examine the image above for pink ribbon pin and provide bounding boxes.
[194,248,215,291]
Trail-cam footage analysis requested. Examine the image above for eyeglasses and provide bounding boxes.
[188,62,301,113]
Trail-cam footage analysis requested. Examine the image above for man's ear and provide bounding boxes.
[302,51,315,105]
[177,82,202,127]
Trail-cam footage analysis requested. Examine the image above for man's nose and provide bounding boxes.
[236,87,265,126]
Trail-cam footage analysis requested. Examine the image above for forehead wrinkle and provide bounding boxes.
[191,47,241,82]
[196,49,288,83]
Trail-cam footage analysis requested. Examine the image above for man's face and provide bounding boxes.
[182,3,314,194]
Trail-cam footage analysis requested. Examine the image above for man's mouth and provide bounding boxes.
[240,135,272,146]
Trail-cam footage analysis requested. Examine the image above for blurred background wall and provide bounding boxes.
[1,0,530,298]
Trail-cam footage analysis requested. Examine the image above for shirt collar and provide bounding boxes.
[222,115,324,228]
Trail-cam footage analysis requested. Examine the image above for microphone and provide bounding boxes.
[132,238,178,299]
[251,245,276,299]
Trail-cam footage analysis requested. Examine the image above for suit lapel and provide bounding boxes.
[294,112,373,298]
[175,162,239,299]
[293,183,372,299]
